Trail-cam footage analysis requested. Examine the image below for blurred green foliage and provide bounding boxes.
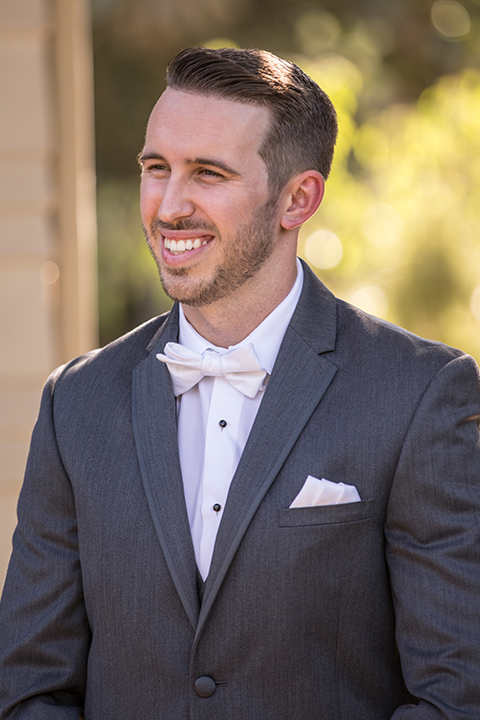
[92,0,480,360]
[97,180,172,345]
[299,60,480,361]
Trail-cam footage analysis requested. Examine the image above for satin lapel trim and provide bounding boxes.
[195,327,337,640]
[132,308,200,629]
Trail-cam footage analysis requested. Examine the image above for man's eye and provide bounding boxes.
[199,169,222,178]
[145,163,168,172]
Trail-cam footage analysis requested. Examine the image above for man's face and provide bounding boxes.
[140,88,283,307]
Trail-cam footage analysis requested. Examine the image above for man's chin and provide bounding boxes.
[159,271,232,308]
[158,271,212,307]
[162,287,220,308]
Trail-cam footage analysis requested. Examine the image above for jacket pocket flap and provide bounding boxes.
[278,499,374,527]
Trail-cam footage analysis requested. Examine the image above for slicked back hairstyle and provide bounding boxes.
[166,47,338,194]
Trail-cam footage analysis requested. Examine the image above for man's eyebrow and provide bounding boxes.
[187,157,240,176]
[137,152,165,165]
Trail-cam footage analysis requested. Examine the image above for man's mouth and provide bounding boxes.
[163,236,212,255]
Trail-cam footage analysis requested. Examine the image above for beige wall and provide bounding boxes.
[0,0,97,588]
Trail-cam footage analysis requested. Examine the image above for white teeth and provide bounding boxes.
[164,236,209,253]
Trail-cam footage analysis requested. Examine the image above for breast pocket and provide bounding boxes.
[278,498,374,527]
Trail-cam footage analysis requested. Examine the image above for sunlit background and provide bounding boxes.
[93,0,480,363]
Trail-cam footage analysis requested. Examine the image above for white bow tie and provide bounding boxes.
[156,342,267,398]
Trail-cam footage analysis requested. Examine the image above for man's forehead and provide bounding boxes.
[147,87,271,138]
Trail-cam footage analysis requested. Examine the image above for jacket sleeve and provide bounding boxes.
[0,370,88,719]
[386,353,480,719]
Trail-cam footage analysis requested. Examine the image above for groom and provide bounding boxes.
[1,46,480,720]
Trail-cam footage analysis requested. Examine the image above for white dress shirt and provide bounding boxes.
[177,259,304,579]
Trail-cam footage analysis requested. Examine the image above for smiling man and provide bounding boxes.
[1,47,480,720]
[139,89,284,328]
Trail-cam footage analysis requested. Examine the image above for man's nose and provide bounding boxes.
[157,177,195,224]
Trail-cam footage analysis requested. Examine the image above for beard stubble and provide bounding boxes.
[143,195,280,307]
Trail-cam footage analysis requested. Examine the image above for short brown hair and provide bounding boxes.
[166,47,338,194]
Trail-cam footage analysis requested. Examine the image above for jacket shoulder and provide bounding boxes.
[50,312,171,394]
[335,297,465,367]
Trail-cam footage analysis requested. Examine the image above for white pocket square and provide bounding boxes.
[289,475,361,508]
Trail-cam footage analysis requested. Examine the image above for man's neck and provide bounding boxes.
[181,259,299,348]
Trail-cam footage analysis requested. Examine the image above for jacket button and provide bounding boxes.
[194,676,216,697]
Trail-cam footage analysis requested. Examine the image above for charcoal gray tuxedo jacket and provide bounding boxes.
[1,262,480,720]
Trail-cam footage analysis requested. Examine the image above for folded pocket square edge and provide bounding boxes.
[289,475,361,508]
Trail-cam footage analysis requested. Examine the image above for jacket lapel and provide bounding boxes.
[196,264,338,638]
[132,305,200,629]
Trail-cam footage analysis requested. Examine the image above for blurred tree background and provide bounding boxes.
[92,0,480,361]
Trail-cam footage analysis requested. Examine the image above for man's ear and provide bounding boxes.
[280,171,325,230]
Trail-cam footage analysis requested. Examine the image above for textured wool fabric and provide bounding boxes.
[1,262,480,719]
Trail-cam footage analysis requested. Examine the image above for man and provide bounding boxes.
[0,46,480,720]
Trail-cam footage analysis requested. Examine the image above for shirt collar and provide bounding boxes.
[178,258,304,374]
